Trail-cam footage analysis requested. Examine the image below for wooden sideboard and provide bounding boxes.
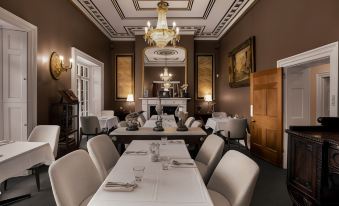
[286,126,339,206]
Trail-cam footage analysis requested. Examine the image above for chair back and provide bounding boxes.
[185,117,195,127]
[80,116,101,134]
[191,120,203,128]
[207,150,259,206]
[49,150,101,206]
[101,110,114,117]
[28,125,60,158]
[212,112,227,118]
[87,135,120,181]
[137,112,147,127]
[195,134,224,182]
[221,118,248,139]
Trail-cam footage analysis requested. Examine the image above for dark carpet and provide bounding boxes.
[0,144,292,206]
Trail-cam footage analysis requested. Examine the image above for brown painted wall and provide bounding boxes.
[0,0,112,124]
[217,0,339,118]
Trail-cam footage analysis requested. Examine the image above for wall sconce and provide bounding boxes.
[50,52,73,80]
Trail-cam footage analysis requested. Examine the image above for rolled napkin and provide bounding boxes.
[0,140,14,146]
[171,159,196,168]
[124,150,148,155]
[168,140,184,144]
[103,182,137,192]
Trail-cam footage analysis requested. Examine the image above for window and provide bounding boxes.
[76,64,89,116]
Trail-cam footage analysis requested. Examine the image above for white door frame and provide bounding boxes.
[0,7,37,135]
[71,47,104,113]
[316,72,330,119]
[277,41,338,169]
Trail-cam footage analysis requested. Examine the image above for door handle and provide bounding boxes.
[251,120,256,123]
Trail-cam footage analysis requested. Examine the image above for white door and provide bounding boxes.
[2,29,27,141]
[91,66,101,116]
[286,67,311,126]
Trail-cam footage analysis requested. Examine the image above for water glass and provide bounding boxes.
[161,137,167,145]
[161,156,170,170]
[133,166,145,182]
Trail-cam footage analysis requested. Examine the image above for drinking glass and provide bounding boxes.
[133,166,145,182]
[161,156,170,170]
[161,137,167,145]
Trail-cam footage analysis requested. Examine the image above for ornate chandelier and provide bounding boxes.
[144,0,180,48]
[160,56,172,91]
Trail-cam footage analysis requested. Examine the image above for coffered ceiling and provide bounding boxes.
[72,0,256,41]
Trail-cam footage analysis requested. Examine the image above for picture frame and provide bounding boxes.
[195,54,214,100]
[115,54,134,101]
[228,36,255,88]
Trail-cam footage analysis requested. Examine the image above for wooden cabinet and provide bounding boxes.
[286,126,339,206]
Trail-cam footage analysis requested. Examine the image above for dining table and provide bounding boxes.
[98,115,119,131]
[88,140,213,206]
[0,141,54,205]
[205,117,231,132]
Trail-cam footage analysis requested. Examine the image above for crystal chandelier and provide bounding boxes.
[144,0,180,48]
[160,56,172,91]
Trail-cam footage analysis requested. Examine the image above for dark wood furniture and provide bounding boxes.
[51,97,80,154]
[110,127,207,156]
[286,126,339,206]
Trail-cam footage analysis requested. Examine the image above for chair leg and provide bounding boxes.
[33,167,40,192]
[244,137,248,150]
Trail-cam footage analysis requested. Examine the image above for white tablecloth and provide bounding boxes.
[143,119,178,128]
[88,140,213,206]
[0,142,54,183]
[205,117,231,132]
[98,116,119,130]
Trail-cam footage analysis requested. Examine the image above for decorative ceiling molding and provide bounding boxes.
[144,47,185,67]
[72,0,256,41]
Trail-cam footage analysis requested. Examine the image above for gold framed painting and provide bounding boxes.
[228,36,255,88]
[115,54,134,100]
[196,54,214,100]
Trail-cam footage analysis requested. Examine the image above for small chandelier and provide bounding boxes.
[160,56,172,91]
[144,0,180,48]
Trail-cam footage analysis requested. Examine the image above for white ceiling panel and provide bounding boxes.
[72,0,256,40]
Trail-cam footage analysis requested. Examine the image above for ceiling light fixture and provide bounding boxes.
[144,0,180,48]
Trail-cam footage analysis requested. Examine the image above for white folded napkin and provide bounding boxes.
[124,150,148,155]
[103,182,137,192]
[171,159,196,168]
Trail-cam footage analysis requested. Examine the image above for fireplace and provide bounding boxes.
[140,98,190,119]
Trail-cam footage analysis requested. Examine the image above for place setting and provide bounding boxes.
[0,140,15,147]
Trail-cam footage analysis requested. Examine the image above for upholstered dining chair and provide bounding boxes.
[5,125,60,192]
[191,120,203,128]
[80,116,103,142]
[216,118,249,150]
[212,112,227,118]
[195,134,224,183]
[87,134,120,181]
[185,117,195,128]
[207,150,259,206]
[49,150,102,206]
[101,110,114,117]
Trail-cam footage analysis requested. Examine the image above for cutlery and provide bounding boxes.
[105,182,137,188]
[172,160,194,165]
[125,151,147,154]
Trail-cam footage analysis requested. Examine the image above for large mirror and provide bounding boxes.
[142,46,187,98]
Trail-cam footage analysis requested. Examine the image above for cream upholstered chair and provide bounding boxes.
[191,120,203,128]
[87,134,120,181]
[26,125,60,191]
[207,150,259,206]
[101,110,114,117]
[49,150,102,206]
[185,117,195,127]
[217,118,249,149]
[80,116,103,141]
[195,134,224,183]
[212,112,227,118]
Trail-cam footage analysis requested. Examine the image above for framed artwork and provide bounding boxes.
[228,36,255,88]
[196,54,214,99]
[115,55,134,100]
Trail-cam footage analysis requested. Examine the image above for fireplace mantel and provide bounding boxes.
[139,98,190,119]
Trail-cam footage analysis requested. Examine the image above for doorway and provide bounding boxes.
[0,7,38,140]
[278,42,338,168]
